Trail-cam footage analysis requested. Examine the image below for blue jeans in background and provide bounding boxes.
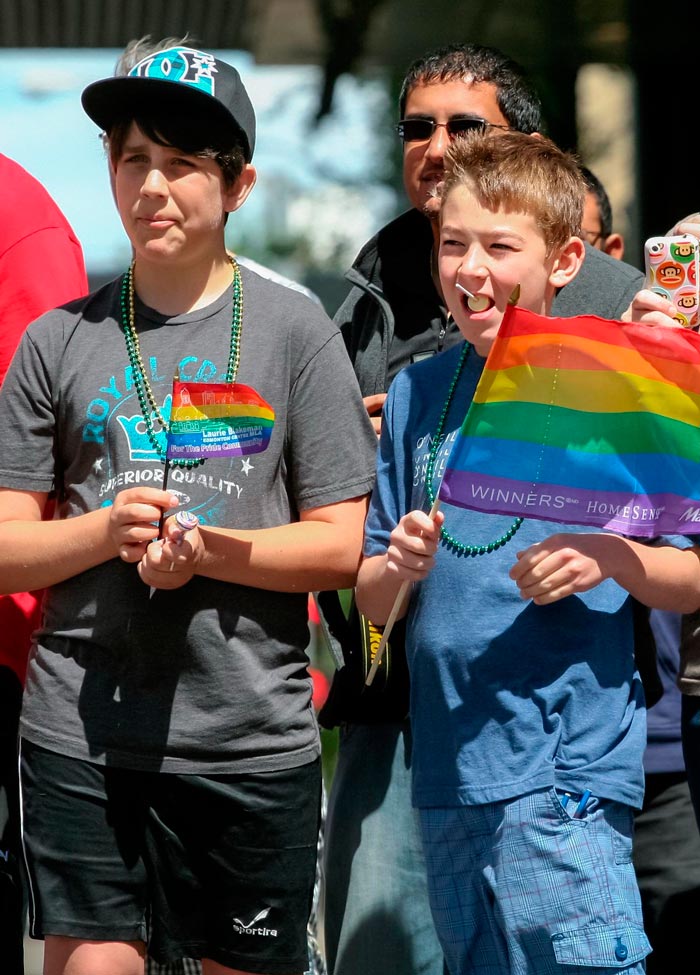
[322,720,444,975]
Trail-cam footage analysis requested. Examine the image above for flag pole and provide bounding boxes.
[365,494,441,686]
[156,459,172,540]
[365,284,520,686]
[157,368,178,540]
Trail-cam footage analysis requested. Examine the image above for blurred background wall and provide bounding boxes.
[1,0,696,309]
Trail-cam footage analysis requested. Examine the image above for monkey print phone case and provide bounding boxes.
[644,234,700,328]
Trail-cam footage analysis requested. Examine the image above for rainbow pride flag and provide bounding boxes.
[438,306,700,537]
[166,380,274,461]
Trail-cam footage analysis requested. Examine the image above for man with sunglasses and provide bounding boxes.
[320,42,646,975]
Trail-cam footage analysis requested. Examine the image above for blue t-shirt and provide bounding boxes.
[364,342,647,809]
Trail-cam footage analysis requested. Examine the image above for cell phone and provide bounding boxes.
[644,233,700,328]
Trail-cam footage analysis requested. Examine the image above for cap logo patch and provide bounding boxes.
[129,47,218,97]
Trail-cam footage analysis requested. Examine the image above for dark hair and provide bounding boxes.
[441,131,585,257]
[578,164,613,238]
[106,35,246,187]
[107,113,246,189]
[399,43,543,135]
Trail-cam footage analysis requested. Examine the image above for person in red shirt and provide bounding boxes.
[0,152,88,975]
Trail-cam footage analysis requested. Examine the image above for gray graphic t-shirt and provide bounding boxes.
[0,266,377,772]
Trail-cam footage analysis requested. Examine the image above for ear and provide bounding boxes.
[549,235,586,289]
[602,232,625,261]
[224,164,257,213]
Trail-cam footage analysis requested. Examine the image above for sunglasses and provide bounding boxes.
[395,116,510,143]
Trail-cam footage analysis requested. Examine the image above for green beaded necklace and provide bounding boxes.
[120,255,243,469]
[425,341,524,556]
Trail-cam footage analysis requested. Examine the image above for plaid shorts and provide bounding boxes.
[420,788,651,974]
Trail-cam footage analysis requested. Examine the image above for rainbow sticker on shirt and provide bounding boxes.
[166,380,274,460]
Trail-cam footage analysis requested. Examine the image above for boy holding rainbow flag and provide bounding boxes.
[0,44,376,975]
[356,129,700,975]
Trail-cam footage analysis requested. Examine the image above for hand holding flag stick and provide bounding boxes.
[148,373,274,596]
[365,284,521,686]
[365,494,441,686]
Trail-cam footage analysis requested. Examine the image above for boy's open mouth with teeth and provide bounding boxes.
[456,282,491,312]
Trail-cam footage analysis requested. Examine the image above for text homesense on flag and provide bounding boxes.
[439,306,700,537]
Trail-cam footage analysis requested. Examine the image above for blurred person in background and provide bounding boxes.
[0,152,88,975]
[672,212,700,840]
[616,201,700,972]
[578,164,625,260]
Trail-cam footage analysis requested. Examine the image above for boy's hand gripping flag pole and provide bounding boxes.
[364,285,521,687]
[365,494,441,687]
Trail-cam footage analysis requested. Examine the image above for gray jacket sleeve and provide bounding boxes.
[552,243,644,320]
[333,281,393,397]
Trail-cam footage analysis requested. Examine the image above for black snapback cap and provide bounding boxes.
[81,46,256,161]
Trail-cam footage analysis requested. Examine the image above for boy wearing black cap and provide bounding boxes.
[0,46,376,975]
